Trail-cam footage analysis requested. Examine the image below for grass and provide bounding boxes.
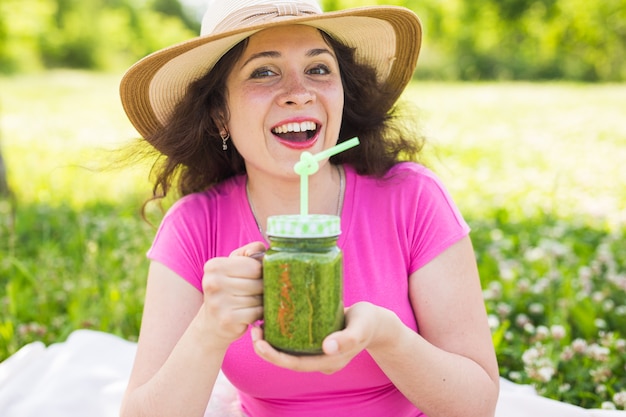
[1,71,625,409]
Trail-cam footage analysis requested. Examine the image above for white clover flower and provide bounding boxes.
[542,239,569,257]
[560,346,574,361]
[499,262,516,281]
[484,281,503,300]
[572,338,588,353]
[490,228,504,241]
[550,325,566,340]
[590,367,612,384]
[522,347,541,365]
[558,383,571,393]
[532,277,550,294]
[590,260,602,275]
[516,313,530,327]
[595,318,607,329]
[613,391,626,408]
[517,278,531,293]
[597,243,613,263]
[588,344,611,361]
[497,302,512,317]
[525,354,556,383]
[598,330,615,346]
[535,325,550,341]
[612,275,626,291]
[487,315,500,330]
[508,371,522,381]
[579,265,593,280]
[525,246,545,262]
[536,366,555,382]
[599,331,615,347]
[616,339,626,352]
[529,303,544,315]
[86,240,98,254]
[601,401,617,410]
[603,299,615,312]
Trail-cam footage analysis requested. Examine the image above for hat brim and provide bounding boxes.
[120,6,422,140]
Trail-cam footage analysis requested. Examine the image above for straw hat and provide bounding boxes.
[120,0,422,140]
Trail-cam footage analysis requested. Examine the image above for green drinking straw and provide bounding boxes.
[293,137,360,215]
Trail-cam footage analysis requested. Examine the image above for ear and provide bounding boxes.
[212,112,229,138]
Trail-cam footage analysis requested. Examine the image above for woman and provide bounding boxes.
[119,0,499,416]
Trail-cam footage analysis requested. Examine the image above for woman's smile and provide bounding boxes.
[271,118,321,149]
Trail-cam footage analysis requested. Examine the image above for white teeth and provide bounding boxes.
[273,121,317,134]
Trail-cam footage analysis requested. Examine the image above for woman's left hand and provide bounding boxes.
[251,301,394,374]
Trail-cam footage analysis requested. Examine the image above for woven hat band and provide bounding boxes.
[212,2,321,34]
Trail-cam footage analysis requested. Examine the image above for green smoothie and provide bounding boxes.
[263,215,344,355]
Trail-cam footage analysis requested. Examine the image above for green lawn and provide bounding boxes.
[1,71,625,409]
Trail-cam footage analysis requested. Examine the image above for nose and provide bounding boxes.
[278,73,315,107]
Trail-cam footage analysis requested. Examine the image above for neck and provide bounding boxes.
[246,164,344,235]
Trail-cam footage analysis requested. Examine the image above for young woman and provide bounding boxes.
[118,0,499,416]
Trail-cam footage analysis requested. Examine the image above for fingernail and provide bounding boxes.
[325,339,339,355]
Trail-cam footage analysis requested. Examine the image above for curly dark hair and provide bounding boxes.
[143,29,424,211]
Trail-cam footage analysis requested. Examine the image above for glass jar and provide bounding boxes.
[263,214,344,355]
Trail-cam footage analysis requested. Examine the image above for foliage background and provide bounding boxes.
[2,72,625,410]
[1,0,626,411]
[0,0,625,81]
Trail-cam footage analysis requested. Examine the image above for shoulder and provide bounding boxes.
[384,161,440,184]
[346,161,467,231]
[348,162,447,197]
[147,174,249,289]
[164,175,246,219]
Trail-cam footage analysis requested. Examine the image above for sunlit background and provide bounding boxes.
[1,0,625,79]
[1,0,625,410]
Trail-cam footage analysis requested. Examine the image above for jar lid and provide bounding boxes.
[266,214,341,238]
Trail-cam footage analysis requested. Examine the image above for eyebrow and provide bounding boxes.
[241,48,335,68]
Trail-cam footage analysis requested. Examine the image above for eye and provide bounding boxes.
[307,64,331,75]
[251,67,277,79]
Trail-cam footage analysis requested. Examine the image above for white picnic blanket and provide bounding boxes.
[0,330,623,417]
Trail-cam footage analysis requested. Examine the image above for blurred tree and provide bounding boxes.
[0,0,54,73]
[41,0,101,68]
[151,0,200,32]
[0,0,624,80]
[0,0,196,73]
[0,147,8,197]
[0,104,9,197]
[0,4,10,72]
[321,0,342,11]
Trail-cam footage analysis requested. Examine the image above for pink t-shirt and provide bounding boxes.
[147,162,470,417]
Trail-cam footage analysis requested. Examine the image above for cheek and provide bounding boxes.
[328,83,344,111]
[227,96,269,156]
[326,85,345,123]
[228,90,265,128]
[231,93,270,130]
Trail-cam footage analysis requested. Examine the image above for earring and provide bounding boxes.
[220,132,230,151]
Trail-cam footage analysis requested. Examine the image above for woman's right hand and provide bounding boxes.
[200,241,266,349]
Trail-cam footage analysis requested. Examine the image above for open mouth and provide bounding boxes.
[272,121,318,143]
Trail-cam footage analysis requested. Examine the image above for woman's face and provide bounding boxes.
[225,25,344,178]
